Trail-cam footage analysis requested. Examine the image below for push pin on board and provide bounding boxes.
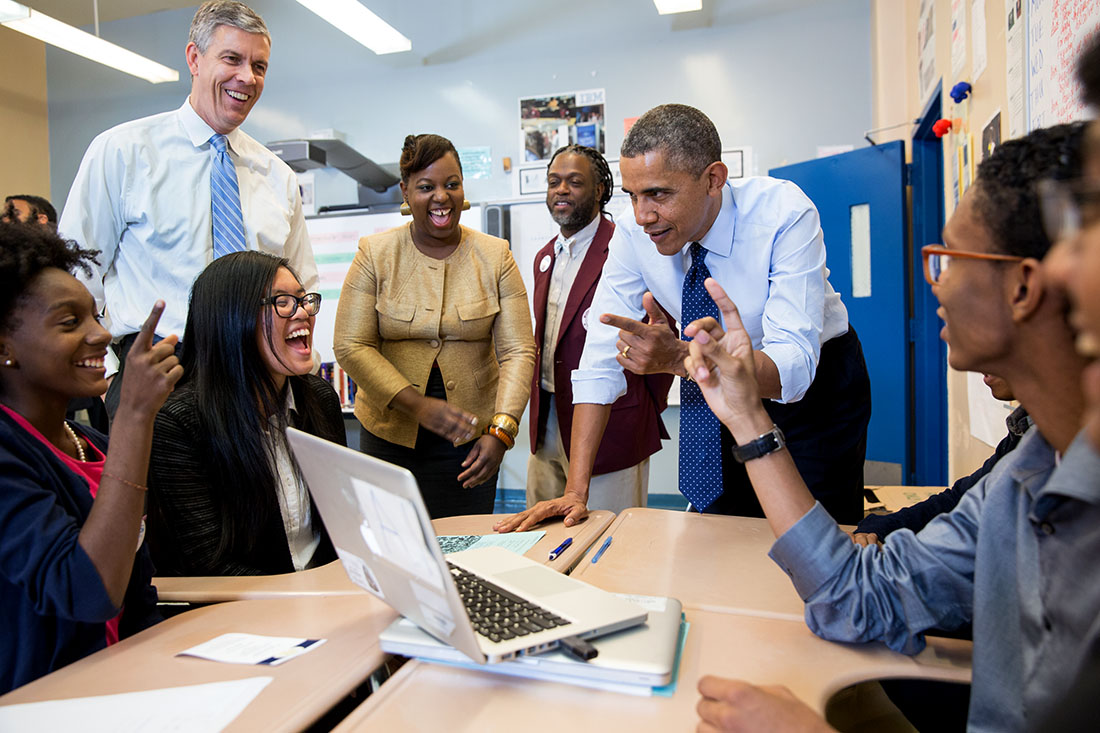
[933,119,953,138]
[949,81,972,104]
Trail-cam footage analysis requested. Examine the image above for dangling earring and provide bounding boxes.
[461,199,471,211]
[400,201,412,216]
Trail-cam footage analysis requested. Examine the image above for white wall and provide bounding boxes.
[47,0,872,209]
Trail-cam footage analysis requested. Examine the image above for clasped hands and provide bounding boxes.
[412,397,505,489]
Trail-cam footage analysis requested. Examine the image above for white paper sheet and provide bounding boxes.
[177,633,326,666]
[970,0,987,81]
[950,0,967,79]
[0,677,272,732]
[967,370,1014,447]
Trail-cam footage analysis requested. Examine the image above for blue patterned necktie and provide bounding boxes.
[679,242,724,511]
[209,133,246,259]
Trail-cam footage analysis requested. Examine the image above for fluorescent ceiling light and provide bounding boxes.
[0,0,178,84]
[295,0,411,55]
[653,0,703,14]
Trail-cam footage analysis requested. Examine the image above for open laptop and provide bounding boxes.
[286,428,648,664]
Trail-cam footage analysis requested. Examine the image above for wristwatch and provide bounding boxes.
[730,424,786,463]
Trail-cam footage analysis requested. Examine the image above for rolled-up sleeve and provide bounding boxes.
[769,495,979,655]
[571,226,649,405]
[333,237,413,408]
[282,186,318,293]
[758,187,827,404]
[492,247,535,419]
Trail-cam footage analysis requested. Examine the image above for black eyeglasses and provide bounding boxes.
[262,292,322,317]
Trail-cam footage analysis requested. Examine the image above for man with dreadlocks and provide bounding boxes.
[524,145,674,512]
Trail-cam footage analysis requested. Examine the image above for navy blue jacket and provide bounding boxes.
[0,410,159,693]
[856,406,1030,538]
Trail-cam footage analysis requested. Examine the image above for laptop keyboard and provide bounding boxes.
[447,563,569,644]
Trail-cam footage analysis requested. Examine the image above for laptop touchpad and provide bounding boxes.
[495,567,579,596]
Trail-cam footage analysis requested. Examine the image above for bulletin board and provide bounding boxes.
[1026,0,1100,130]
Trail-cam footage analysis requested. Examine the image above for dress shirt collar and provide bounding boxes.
[266,382,298,429]
[1033,430,1100,508]
[683,182,736,259]
[179,97,243,152]
[554,214,601,258]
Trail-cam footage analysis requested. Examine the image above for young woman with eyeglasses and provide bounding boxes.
[147,251,345,576]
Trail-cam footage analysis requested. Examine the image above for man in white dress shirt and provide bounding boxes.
[59,0,317,417]
[497,104,870,533]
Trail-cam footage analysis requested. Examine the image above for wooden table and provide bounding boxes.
[0,595,398,731]
[572,508,807,620]
[331,608,972,732]
[155,511,615,603]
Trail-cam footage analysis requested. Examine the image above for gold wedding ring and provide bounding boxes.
[621,344,631,358]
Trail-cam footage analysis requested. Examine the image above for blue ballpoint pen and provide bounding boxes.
[548,537,573,560]
[591,536,612,563]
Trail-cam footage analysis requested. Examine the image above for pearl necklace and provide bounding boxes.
[63,422,87,462]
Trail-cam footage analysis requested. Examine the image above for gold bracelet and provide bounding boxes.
[486,424,515,449]
[490,413,519,439]
[102,471,148,492]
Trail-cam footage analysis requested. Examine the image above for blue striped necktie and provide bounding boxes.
[209,133,246,259]
[679,242,724,511]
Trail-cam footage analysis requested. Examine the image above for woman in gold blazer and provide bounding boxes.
[334,134,534,517]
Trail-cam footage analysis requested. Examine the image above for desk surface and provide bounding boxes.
[332,608,972,731]
[0,595,397,731]
[572,508,806,619]
[154,511,615,603]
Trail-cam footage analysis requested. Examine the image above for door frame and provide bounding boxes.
[909,84,948,486]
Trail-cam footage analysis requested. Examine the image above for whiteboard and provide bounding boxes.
[305,207,483,363]
[1027,0,1100,130]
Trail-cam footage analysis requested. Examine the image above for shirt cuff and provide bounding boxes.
[768,502,856,599]
[760,342,812,404]
[570,367,627,405]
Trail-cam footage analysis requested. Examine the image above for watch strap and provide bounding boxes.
[730,425,786,463]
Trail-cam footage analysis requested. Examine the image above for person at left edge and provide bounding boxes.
[0,224,181,693]
[58,1,318,420]
[2,194,57,229]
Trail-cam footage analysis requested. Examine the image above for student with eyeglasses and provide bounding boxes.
[146,251,345,576]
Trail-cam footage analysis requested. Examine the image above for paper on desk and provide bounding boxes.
[0,676,271,732]
[178,633,326,666]
[872,485,943,513]
[436,530,545,555]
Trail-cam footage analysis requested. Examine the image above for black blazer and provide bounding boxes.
[147,374,345,576]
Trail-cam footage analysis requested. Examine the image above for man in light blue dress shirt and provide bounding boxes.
[497,104,870,533]
[58,1,317,418]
